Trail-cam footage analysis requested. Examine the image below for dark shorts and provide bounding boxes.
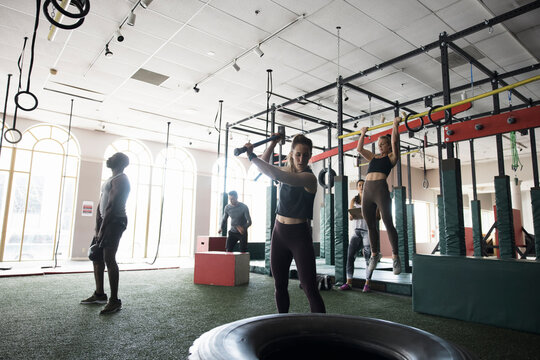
[94,216,127,251]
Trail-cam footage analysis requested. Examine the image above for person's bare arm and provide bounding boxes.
[356,127,374,161]
[389,117,400,165]
[349,198,356,220]
[246,142,317,193]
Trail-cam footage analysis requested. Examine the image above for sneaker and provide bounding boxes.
[339,283,351,291]
[80,292,107,305]
[393,257,402,275]
[367,253,382,273]
[362,284,371,293]
[100,299,122,315]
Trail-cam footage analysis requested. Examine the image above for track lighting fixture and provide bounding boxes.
[193,84,200,93]
[127,12,136,26]
[232,60,240,72]
[116,29,124,42]
[105,43,113,57]
[344,94,349,102]
[353,122,358,128]
[140,0,154,8]
[253,45,264,57]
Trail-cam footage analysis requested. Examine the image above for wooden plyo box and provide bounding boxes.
[196,236,226,252]
[194,252,250,286]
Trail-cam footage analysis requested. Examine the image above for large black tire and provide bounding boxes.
[189,314,474,360]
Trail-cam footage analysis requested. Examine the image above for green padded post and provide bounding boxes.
[394,186,410,272]
[334,176,348,285]
[265,184,277,275]
[471,200,483,257]
[220,192,228,235]
[441,158,466,256]
[406,203,416,257]
[319,206,325,258]
[495,176,515,259]
[437,195,446,254]
[324,193,335,265]
[531,187,540,261]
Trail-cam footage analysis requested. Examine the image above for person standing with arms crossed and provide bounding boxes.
[356,116,402,276]
[81,152,130,315]
[244,133,325,313]
[218,190,252,252]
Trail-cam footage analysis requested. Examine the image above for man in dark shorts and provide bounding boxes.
[218,190,252,252]
[81,152,130,315]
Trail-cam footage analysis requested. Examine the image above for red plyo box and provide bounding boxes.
[194,252,250,286]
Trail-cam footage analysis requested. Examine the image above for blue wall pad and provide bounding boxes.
[413,254,540,334]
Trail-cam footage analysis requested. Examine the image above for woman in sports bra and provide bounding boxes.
[244,134,325,313]
[356,116,402,276]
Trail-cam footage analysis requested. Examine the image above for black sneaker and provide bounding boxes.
[80,292,107,305]
[100,299,122,315]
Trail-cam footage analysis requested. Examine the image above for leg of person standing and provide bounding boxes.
[270,222,294,313]
[340,230,362,290]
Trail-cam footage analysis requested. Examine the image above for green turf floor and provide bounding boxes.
[1,268,539,359]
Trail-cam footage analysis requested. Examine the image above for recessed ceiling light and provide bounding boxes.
[207,51,215,56]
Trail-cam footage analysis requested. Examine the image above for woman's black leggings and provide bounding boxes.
[271,220,326,313]
[362,179,399,255]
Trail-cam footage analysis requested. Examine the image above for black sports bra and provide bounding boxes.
[367,155,393,176]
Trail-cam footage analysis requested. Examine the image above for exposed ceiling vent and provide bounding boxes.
[131,68,169,86]
[435,45,485,69]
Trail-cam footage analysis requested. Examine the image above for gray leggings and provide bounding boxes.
[362,179,399,255]
[346,228,371,279]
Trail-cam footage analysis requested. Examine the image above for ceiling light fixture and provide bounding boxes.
[253,45,264,57]
[116,29,124,42]
[232,60,240,72]
[105,43,113,57]
[127,12,136,26]
[193,84,200,93]
[140,0,154,8]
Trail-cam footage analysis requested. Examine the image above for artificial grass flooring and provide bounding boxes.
[1,268,539,359]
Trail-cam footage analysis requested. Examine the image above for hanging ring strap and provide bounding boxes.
[42,0,88,30]
[15,0,40,111]
[404,111,423,132]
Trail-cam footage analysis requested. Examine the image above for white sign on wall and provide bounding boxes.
[82,201,94,216]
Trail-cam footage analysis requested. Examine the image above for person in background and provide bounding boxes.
[218,190,252,252]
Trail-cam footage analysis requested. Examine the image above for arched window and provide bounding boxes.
[209,157,246,235]
[1,124,80,261]
[102,139,152,259]
[148,146,197,258]
[245,164,271,242]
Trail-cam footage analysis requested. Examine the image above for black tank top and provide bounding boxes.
[276,169,315,220]
[367,155,393,176]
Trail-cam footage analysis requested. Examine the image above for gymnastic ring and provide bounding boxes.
[188,314,474,360]
[318,168,336,189]
[428,105,452,126]
[4,128,22,144]
[14,91,38,112]
[50,0,90,19]
[43,0,86,30]
[404,111,423,133]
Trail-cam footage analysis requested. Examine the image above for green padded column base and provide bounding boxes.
[334,176,348,285]
[413,254,540,334]
[471,200,483,257]
[319,206,325,258]
[265,185,277,275]
[441,158,466,256]
[437,195,446,255]
[494,176,515,259]
[393,187,410,272]
[324,193,335,265]
[406,203,416,257]
[531,187,540,261]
